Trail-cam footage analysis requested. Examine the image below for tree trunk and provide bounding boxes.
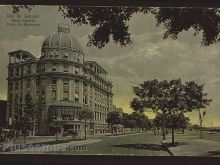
[171,127,175,145]
[33,122,35,136]
[24,133,26,144]
[111,126,114,135]
[162,117,166,140]
[200,120,203,139]
[84,121,87,140]
[56,132,58,141]
[199,109,203,139]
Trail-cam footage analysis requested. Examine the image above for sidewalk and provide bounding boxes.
[162,134,220,156]
[3,139,101,154]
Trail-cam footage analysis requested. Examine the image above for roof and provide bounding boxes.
[85,61,108,73]
[8,50,36,59]
[42,24,84,54]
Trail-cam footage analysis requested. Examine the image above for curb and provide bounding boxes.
[161,139,174,156]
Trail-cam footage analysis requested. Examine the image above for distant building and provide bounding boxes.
[0,100,7,128]
[6,24,114,135]
[116,108,123,113]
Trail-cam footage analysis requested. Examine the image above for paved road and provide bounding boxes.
[5,132,170,156]
[49,132,170,156]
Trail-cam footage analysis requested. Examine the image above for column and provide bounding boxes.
[87,85,90,105]
[79,81,83,104]
[69,80,74,101]
[57,79,63,101]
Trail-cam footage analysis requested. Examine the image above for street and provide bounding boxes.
[7,132,170,156]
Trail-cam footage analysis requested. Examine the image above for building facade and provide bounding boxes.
[6,24,114,135]
[0,100,7,128]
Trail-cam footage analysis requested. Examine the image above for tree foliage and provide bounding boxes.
[78,110,94,139]
[48,116,65,141]
[131,79,212,144]
[107,110,122,135]
[15,93,38,143]
[107,111,122,126]
[153,112,190,130]
[11,6,220,48]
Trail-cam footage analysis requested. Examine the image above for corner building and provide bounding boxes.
[7,24,114,135]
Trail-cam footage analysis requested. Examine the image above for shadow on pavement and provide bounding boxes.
[202,150,220,157]
[112,143,167,151]
[163,142,186,148]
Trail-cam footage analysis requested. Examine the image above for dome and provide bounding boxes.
[42,24,83,54]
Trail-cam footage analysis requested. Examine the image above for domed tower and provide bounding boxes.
[37,24,87,133]
[41,23,84,62]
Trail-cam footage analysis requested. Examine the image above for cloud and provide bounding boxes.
[1,35,45,57]
[1,6,220,126]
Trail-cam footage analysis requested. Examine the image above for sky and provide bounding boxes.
[0,5,220,126]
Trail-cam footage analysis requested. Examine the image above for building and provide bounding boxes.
[0,100,7,128]
[6,24,114,135]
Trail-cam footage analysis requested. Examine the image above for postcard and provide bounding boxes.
[0,5,219,157]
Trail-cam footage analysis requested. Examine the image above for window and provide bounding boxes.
[52,90,56,100]
[36,79,40,86]
[63,91,68,100]
[20,81,23,89]
[75,93,79,102]
[21,67,23,76]
[75,81,79,93]
[15,68,19,76]
[52,79,56,86]
[9,68,13,77]
[63,79,69,91]
[36,89,39,99]
[51,79,57,100]
[41,64,45,72]
[64,51,69,59]
[42,89,45,100]
[64,64,68,72]
[73,53,76,61]
[63,79,69,100]
[50,50,54,59]
[41,50,46,58]
[52,63,56,72]
[36,64,41,73]
[15,82,19,90]
[75,66,79,74]
[27,65,31,73]
[77,55,81,62]
[75,80,79,102]
[26,79,31,88]
[55,50,59,57]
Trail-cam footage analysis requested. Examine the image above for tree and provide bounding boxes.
[122,113,137,133]
[17,93,38,144]
[106,111,122,135]
[48,116,65,141]
[184,81,212,139]
[11,6,220,48]
[131,79,211,145]
[192,124,200,131]
[78,110,94,140]
[130,112,150,132]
